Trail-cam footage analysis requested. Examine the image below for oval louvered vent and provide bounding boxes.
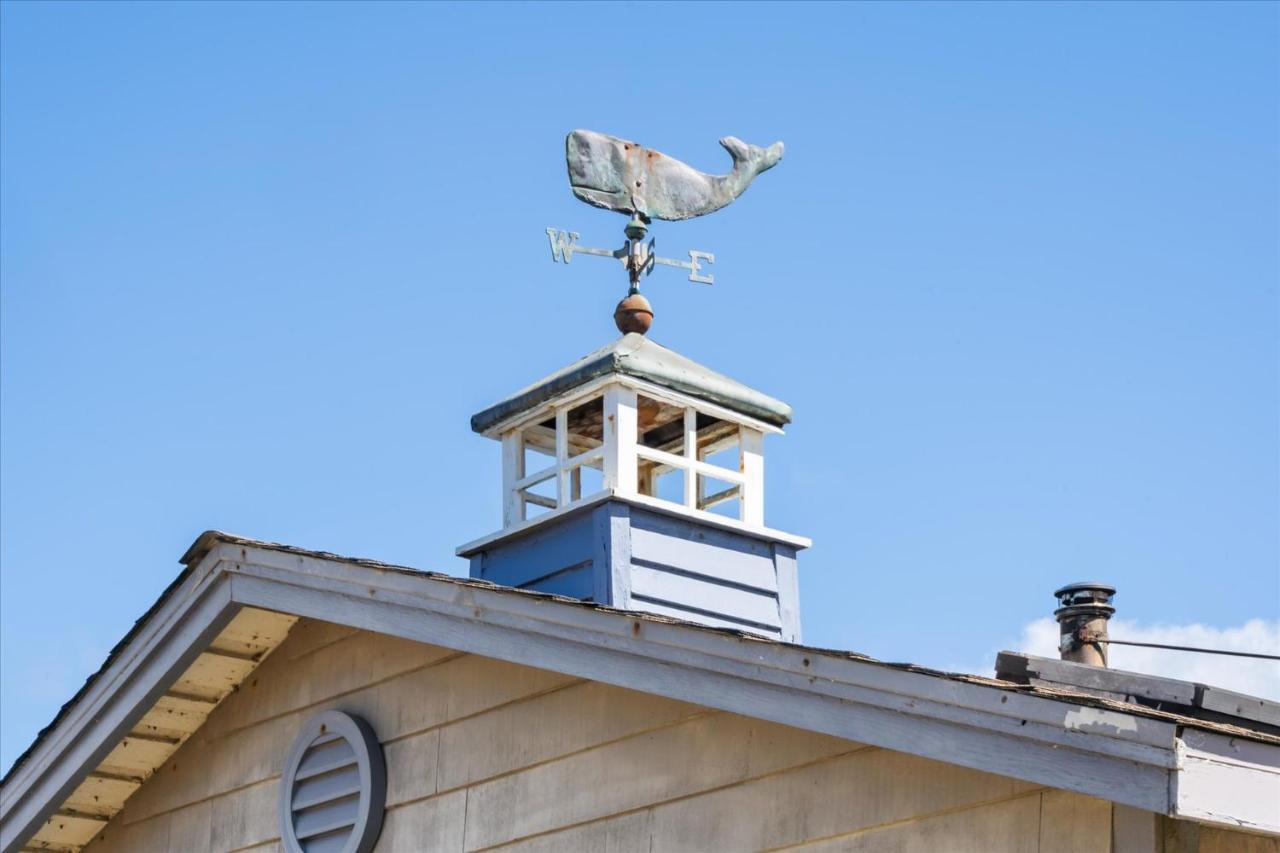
[279,711,386,853]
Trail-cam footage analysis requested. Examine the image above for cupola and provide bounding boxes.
[458,128,804,639]
[457,333,809,641]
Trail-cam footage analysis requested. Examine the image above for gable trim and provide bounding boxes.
[230,568,1174,814]
[215,541,1278,834]
[4,535,1278,851]
[0,565,237,853]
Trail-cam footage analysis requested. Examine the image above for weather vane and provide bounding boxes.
[547,129,784,334]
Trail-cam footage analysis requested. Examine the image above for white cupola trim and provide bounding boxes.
[459,334,808,642]
[468,334,795,539]
[496,379,769,530]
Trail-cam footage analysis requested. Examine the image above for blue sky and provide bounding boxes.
[2,1,1277,771]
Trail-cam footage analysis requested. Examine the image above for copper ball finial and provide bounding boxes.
[614,292,653,335]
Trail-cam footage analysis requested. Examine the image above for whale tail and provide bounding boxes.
[720,136,785,178]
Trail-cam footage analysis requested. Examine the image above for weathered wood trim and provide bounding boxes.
[482,374,617,438]
[682,407,698,509]
[199,647,259,664]
[636,445,746,488]
[592,502,631,607]
[230,544,1177,754]
[459,489,615,556]
[161,691,219,707]
[997,654,1280,735]
[0,569,238,853]
[483,374,785,441]
[739,426,764,526]
[520,490,556,510]
[228,568,1171,812]
[554,407,570,509]
[501,431,523,527]
[512,464,557,493]
[621,376,785,437]
[621,492,810,548]
[1171,730,1280,835]
[602,385,637,494]
[214,545,1186,816]
[1199,687,1280,730]
[16,539,1272,850]
[774,544,801,644]
[998,653,1196,704]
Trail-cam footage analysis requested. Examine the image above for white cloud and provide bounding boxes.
[977,617,1280,701]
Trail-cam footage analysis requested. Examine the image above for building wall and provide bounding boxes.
[1182,825,1280,853]
[78,620,1264,853]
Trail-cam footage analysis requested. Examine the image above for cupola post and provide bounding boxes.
[602,384,638,495]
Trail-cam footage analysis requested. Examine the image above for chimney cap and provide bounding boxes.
[1053,581,1116,599]
[1053,582,1116,618]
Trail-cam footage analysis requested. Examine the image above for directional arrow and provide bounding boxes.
[546,225,715,287]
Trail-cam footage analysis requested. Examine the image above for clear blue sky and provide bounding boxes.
[2,1,1276,771]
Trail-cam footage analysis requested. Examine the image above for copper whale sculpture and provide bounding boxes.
[566,129,784,222]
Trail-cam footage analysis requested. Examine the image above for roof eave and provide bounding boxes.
[6,532,1279,852]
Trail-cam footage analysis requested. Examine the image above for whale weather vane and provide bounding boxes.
[546,129,784,334]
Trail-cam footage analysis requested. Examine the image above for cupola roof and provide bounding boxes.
[471,333,793,436]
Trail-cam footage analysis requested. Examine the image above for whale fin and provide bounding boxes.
[719,136,753,164]
[720,136,785,176]
[763,141,784,170]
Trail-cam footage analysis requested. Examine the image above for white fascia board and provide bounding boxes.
[1172,729,1280,835]
[220,542,1184,815]
[0,563,240,853]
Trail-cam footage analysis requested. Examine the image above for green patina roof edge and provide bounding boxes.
[470,334,793,434]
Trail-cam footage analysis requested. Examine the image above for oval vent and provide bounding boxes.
[279,710,386,853]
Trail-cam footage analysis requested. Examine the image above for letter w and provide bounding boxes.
[546,228,579,263]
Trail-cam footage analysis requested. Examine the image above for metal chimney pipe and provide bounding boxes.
[1054,582,1116,667]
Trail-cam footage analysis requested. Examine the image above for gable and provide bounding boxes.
[16,607,296,852]
[81,621,1123,852]
[5,533,1278,852]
